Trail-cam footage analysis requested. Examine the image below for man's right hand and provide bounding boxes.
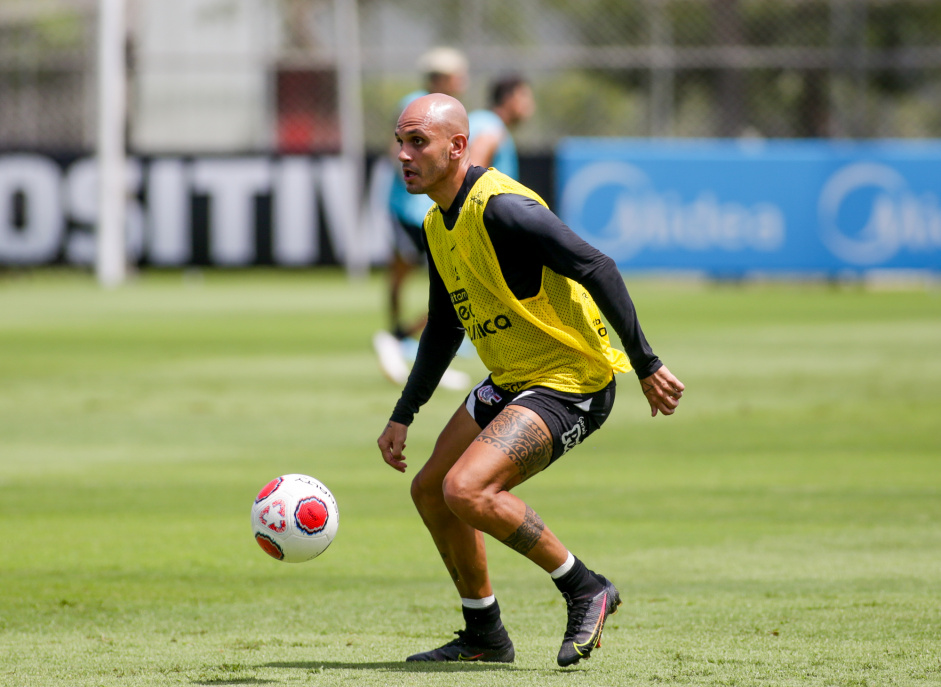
[378,421,409,472]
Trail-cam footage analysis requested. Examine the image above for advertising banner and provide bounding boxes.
[557,139,941,276]
[0,153,394,268]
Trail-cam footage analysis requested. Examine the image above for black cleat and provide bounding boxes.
[557,575,621,667]
[406,628,515,663]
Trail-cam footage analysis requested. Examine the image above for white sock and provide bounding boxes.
[549,551,576,579]
[461,595,496,609]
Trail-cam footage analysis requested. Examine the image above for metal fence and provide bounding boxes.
[2,0,941,154]
[0,1,97,151]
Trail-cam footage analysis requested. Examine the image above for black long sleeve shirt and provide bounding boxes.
[391,166,661,426]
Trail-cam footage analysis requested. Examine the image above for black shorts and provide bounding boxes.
[464,376,617,464]
[391,215,426,261]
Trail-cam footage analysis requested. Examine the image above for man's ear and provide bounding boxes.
[450,133,468,159]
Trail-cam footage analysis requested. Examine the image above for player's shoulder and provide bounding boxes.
[468,109,505,136]
[480,170,541,204]
[468,108,501,123]
[483,190,549,231]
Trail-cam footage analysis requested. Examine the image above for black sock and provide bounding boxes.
[553,557,602,598]
[462,599,505,637]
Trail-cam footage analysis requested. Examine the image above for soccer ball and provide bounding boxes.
[251,474,339,563]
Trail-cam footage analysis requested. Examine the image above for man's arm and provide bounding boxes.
[467,111,505,170]
[468,131,501,169]
[483,194,685,415]
[380,252,465,471]
[388,252,466,427]
[484,194,660,377]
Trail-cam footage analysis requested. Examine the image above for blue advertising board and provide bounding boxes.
[556,139,941,275]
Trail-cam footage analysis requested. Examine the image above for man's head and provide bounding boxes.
[395,93,471,207]
[418,47,469,98]
[490,75,535,128]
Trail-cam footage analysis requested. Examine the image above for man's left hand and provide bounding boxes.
[639,366,684,417]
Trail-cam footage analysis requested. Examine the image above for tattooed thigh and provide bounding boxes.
[501,504,545,555]
[474,407,553,480]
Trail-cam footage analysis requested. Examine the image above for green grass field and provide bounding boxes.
[1,269,939,687]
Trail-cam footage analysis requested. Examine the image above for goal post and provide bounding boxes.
[96,0,127,287]
[334,0,368,278]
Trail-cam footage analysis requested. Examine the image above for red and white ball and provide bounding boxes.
[251,474,339,563]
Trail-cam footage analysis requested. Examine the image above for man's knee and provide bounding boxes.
[442,469,491,522]
[411,468,446,515]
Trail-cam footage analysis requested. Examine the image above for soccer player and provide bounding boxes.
[376,94,684,667]
[467,74,535,180]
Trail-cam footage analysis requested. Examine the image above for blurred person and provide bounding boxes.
[467,75,535,180]
[377,94,685,666]
[373,47,470,390]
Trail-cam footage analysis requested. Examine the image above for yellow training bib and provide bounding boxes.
[424,169,631,394]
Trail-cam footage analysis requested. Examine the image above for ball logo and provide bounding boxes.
[294,496,329,535]
[260,500,287,533]
[254,477,283,503]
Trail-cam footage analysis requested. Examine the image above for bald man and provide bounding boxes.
[377,94,684,667]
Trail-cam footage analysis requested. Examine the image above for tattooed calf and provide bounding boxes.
[501,504,545,555]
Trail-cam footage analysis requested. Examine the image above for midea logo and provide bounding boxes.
[818,162,941,265]
[559,161,785,260]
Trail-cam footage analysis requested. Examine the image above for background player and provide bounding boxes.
[467,74,535,180]
[373,47,470,389]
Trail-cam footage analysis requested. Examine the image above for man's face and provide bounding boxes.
[394,114,453,196]
[507,84,535,126]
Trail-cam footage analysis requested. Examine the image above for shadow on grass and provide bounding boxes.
[193,679,275,686]
[264,660,542,674]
